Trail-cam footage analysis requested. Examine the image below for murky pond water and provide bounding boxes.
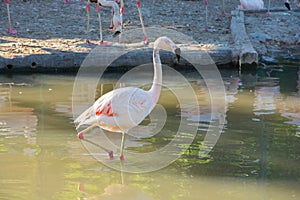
[0,64,299,200]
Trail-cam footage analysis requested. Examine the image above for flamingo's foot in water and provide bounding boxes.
[77,132,84,140]
[120,155,124,161]
[264,12,271,17]
[8,29,17,34]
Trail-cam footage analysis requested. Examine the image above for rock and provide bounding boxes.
[250,33,271,43]
[261,55,279,65]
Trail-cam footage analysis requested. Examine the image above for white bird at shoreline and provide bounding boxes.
[75,37,181,160]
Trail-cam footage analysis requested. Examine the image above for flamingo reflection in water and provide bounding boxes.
[74,37,181,160]
[77,163,153,200]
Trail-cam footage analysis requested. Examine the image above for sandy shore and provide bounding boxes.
[0,0,299,71]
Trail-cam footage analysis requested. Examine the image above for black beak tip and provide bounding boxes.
[113,31,121,37]
[285,2,291,10]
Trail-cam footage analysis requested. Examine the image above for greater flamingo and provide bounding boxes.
[239,0,264,9]
[75,37,181,160]
[285,0,300,10]
[69,0,148,44]
[239,0,272,16]
[4,0,17,34]
[84,0,122,45]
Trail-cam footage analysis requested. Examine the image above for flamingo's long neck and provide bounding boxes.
[99,0,119,15]
[149,48,162,104]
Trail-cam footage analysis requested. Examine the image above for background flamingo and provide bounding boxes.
[239,0,271,16]
[85,0,122,45]
[75,37,181,160]
[119,0,148,44]
[4,0,17,34]
[239,0,264,9]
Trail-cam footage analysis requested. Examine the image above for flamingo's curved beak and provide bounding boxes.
[285,2,291,10]
[175,48,181,62]
[113,30,121,37]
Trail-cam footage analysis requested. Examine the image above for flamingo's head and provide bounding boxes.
[154,37,181,62]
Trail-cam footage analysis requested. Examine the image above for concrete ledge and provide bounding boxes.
[231,10,258,68]
[0,44,233,73]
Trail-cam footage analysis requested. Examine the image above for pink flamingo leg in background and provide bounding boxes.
[97,3,112,46]
[5,0,17,34]
[204,0,215,32]
[85,1,93,44]
[136,0,148,44]
[221,0,230,16]
[265,0,271,17]
[119,0,148,44]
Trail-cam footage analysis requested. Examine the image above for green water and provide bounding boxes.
[0,66,299,199]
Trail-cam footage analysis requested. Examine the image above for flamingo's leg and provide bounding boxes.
[97,3,112,46]
[77,124,114,159]
[119,132,125,160]
[136,0,148,44]
[265,0,271,17]
[77,124,97,139]
[86,0,93,44]
[204,0,215,32]
[97,3,104,43]
[5,0,17,34]
[221,0,230,16]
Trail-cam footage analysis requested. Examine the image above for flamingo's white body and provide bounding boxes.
[75,37,180,160]
[239,0,264,9]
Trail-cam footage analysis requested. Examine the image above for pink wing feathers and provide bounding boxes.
[75,87,155,133]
